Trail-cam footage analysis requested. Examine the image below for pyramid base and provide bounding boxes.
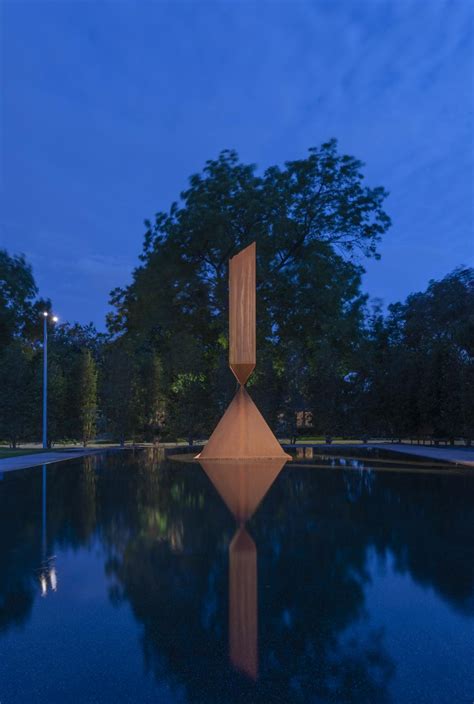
[196,386,291,461]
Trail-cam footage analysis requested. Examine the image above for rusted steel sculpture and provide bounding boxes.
[195,244,290,675]
[199,459,285,520]
[201,458,286,679]
[197,242,290,461]
[229,243,256,385]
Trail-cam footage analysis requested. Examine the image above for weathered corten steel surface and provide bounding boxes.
[200,458,285,522]
[229,242,256,385]
[229,528,258,680]
[200,459,285,681]
[196,241,290,461]
[197,386,291,460]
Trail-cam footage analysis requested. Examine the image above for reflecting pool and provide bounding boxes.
[0,450,473,703]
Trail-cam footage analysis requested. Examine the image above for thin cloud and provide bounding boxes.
[1,0,472,325]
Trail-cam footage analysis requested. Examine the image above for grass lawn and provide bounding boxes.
[0,448,52,460]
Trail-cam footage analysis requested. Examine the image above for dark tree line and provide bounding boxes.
[1,141,473,446]
[349,269,474,442]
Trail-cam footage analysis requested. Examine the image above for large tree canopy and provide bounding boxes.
[108,141,390,334]
[2,145,472,446]
[106,141,391,439]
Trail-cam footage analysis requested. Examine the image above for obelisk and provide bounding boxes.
[196,242,290,461]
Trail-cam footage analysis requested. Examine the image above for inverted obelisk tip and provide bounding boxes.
[229,243,256,385]
[196,241,290,461]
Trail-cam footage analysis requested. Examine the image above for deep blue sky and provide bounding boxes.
[1,0,473,329]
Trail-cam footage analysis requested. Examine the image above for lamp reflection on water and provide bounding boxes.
[199,458,286,680]
[37,464,57,597]
[39,558,57,597]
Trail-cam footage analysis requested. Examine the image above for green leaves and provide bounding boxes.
[104,142,391,439]
[353,268,474,440]
[77,349,98,447]
[0,250,40,351]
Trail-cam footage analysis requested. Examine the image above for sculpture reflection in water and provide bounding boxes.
[196,242,290,462]
[199,458,286,679]
[196,243,289,677]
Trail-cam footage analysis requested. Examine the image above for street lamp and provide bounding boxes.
[42,312,58,449]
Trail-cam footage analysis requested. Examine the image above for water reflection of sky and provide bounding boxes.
[0,451,473,703]
[364,548,474,704]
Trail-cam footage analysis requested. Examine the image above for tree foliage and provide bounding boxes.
[350,268,474,441]
[0,144,472,445]
[106,142,390,440]
[77,349,98,446]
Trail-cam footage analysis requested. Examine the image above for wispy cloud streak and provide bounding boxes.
[1,0,472,325]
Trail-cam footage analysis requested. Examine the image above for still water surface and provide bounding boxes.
[0,450,473,703]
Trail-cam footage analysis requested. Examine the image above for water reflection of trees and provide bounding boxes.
[0,468,42,632]
[0,452,473,702]
[0,457,100,633]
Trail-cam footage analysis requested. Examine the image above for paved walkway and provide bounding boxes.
[286,442,474,468]
[0,449,115,474]
[368,443,474,467]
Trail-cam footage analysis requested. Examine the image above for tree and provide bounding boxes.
[0,249,52,351]
[52,323,104,444]
[352,268,474,441]
[0,250,38,351]
[0,342,36,447]
[165,372,218,445]
[77,349,98,446]
[139,352,167,442]
[101,341,141,446]
[107,142,391,438]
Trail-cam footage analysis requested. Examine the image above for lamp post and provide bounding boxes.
[42,312,58,449]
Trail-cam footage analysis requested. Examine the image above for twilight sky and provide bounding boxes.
[1,0,473,328]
